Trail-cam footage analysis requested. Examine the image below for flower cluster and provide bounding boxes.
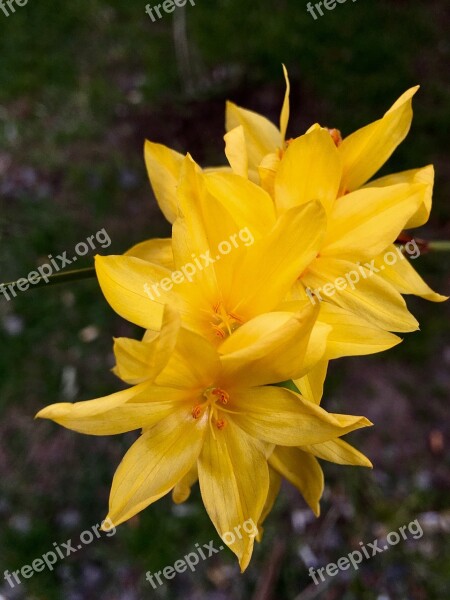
[37,67,446,571]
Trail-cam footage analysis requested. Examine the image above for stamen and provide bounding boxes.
[216,419,226,430]
[210,302,243,340]
[211,388,229,405]
[211,324,226,339]
[192,405,203,419]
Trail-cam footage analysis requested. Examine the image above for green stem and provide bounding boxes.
[1,267,96,292]
[428,241,450,252]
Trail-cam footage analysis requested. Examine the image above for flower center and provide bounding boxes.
[191,386,233,434]
[210,302,243,340]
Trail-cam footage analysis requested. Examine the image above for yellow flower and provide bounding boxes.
[223,69,446,310]
[141,72,446,329]
[96,156,328,347]
[264,127,446,328]
[209,124,446,330]
[36,306,371,571]
[96,155,402,381]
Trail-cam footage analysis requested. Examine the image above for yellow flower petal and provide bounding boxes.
[35,382,175,435]
[374,245,448,302]
[230,201,326,318]
[318,303,402,359]
[258,151,280,198]
[294,360,329,405]
[321,183,425,260]
[144,140,185,223]
[172,464,198,504]
[174,156,238,298]
[204,171,276,237]
[155,327,221,390]
[225,100,282,173]
[279,64,290,142]
[339,87,418,192]
[224,125,249,178]
[220,306,323,388]
[364,165,434,229]
[198,420,269,572]
[274,128,342,214]
[113,305,180,384]
[303,438,372,467]
[107,409,207,526]
[231,386,372,447]
[125,238,174,270]
[302,256,419,332]
[256,467,281,542]
[269,447,324,516]
[95,254,181,331]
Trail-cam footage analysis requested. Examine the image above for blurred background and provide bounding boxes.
[0,1,449,598]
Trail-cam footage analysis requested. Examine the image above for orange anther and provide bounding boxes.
[192,405,203,419]
[212,388,229,405]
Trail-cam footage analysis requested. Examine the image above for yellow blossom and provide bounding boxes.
[36,306,372,571]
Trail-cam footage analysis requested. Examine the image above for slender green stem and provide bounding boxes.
[1,267,96,292]
[428,241,450,252]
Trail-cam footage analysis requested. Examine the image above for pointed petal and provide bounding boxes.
[224,125,249,178]
[274,128,342,214]
[258,151,280,198]
[220,305,324,388]
[107,409,207,526]
[225,100,282,172]
[256,467,281,541]
[172,464,199,504]
[198,420,269,572]
[374,245,448,302]
[204,171,276,237]
[125,238,174,270]
[321,183,425,260]
[156,327,221,390]
[280,64,291,142]
[144,140,185,223]
[294,360,329,405]
[339,87,419,192]
[95,254,181,330]
[113,305,181,384]
[318,303,402,359]
[174,156,239,298]
[269,447,324,516]
[230,201,326,317]
[364,165,434,229]
[35,382,176,435]
[302,256,419,332]
[231,386,372,447]
[303,438,372,467]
